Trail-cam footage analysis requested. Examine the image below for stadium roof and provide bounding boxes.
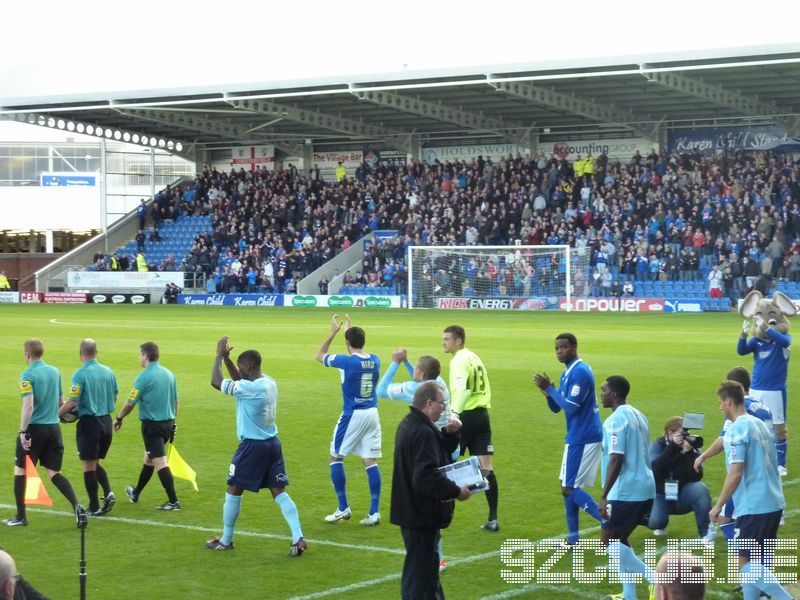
[2,44,800,158]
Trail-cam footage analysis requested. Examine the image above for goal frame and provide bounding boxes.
[406,244,573,311]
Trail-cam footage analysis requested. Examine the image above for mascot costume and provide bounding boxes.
[738,290,796,475]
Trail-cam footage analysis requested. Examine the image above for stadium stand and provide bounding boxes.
[87,147,800,311]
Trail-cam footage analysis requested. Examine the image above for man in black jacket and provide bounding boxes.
[648,416,713,543]
[391,382,471,600]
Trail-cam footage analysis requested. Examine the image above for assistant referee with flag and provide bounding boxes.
[114,341,181,511]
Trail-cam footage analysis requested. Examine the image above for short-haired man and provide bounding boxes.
[316,315,382,526]
[206,337,306,555]
[377,348,456,571]
[694,366,773,542]
[652,551,706,600]
[391,381,470,600]
[599,375,656,600]
[442,324,499,531]
[533,333,603,544]
[59,339,118,516]
[114,342,181,510]
[3,339,81,527]
[709,381,791,600]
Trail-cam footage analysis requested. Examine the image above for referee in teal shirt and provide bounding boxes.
[114,341,181,511]
[59,339,119,516]
[3,339,81,527]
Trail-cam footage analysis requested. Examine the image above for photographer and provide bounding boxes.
[648,417,714,543]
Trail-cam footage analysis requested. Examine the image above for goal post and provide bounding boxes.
[407,245,591,311]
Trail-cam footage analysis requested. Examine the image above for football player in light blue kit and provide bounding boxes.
[317,314,382,526]
[377,349,451,431]
[598,375,656,600]
[737,299,793,475]
[533,333,603,545]
[377,348,459,572]
[695,366,774,542]
[710,380,791,600]
[206,337,306,556]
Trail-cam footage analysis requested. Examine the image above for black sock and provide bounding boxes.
[135,465,155,495]
[95,464,111,497]
[50,473,79,509]
[14,475,26,520]
[485,470,499,521]
[83,471,99,512]
[157,467,178,504]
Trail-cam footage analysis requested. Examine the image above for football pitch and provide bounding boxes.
[0,304,797,599]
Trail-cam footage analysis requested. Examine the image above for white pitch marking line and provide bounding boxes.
[0,503,405,556]
[47,318,230,329]
[288,525,603,600]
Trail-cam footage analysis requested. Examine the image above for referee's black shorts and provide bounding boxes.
[15,423,64,471]
[77,415,113,461]
[140,420,174,459]
[459,407,493,456]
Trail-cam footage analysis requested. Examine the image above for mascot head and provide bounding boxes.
[739,290,797,339]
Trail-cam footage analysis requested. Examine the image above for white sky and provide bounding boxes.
[2,0,800,105]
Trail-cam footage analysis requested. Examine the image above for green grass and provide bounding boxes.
[0,305,797,599]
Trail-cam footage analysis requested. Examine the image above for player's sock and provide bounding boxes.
[330,461,348,511]
[436,535,444,562]
[157,467,178,504]
[563,494,580,543]
[95,464,111,497]
[741,561,793,599]
[719,521,736,541]
[275,491,304,544]
[569,488,602,523]
[50,473,79,509]
[134,464,155,494]
[609,541,654,600]
[776,439,787,467]
[485,470,498,521]
[220,492,242,546]
[83,471,100,512]
[14,475,26,520]
[365,464,381,515]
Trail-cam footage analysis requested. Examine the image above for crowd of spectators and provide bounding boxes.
[91,145,800,304]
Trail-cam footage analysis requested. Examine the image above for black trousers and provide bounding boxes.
[400,527,444,600]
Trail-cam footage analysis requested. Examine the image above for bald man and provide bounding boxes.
[59,339,119,516]
[0,550,15,600]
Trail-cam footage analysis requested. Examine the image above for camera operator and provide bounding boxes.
[648,417,714,544]
[162,283,180,304]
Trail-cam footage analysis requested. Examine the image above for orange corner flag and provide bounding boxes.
[24,456,53,506]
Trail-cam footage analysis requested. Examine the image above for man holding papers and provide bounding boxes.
[391,382,471,600]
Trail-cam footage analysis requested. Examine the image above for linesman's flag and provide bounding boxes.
[167,444,198,491]
[24,456,53,506]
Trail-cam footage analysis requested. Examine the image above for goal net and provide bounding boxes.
[407,245,591,310]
